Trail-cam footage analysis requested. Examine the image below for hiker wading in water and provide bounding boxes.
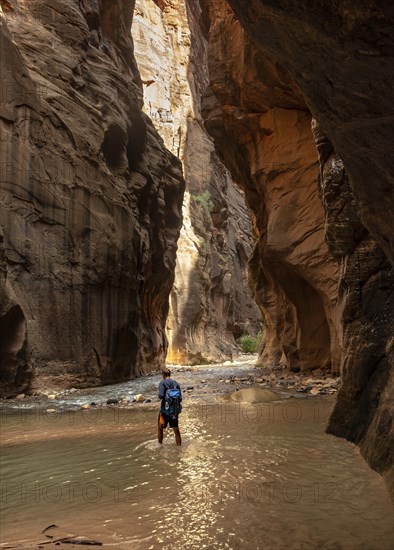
[158,368,182,446]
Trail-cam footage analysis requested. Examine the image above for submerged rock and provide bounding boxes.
[229,388,280,403]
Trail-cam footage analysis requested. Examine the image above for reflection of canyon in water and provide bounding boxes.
[1,367,393,549]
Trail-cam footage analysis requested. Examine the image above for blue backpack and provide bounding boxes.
[165,387,182,418]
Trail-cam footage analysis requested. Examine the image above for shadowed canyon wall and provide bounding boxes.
[313,121,394,494]
[0,0,184,394]
[132,0,261,364]
[201,0,393,491]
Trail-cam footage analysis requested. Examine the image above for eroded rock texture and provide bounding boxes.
[0,0,184,394]
[202,0,393,491]
[202,0,341,373]
[132,0,261,364]
[313,121,394,493]
[224,0,394,267]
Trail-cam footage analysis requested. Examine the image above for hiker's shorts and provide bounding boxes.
[159,412,179,429]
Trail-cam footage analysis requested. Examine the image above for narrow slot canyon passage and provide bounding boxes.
[0,1,393,549]
[132,0,262,366]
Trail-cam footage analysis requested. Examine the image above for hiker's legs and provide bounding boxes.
[174,427,181,446]
[158,415,164,444]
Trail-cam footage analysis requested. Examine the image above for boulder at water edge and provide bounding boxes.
[134,394,146,403]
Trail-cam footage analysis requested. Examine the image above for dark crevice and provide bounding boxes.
[126,112,147,169]
[101,123,127,169]
[0,305,27,386]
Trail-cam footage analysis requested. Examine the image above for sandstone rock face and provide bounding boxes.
[202,0,393,491]
[132,0,261,364]
[201,0,341,374]
[224,0,394,267]
[0,0,184,394]
[312,121,394,493]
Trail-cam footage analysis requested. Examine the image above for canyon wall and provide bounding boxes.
[313,121,394,494]
[201,0,342,374]
[202,0,393,491]
[0,0,184,394]
[225,0,394,267]
[132,0,261,364]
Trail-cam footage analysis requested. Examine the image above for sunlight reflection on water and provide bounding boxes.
[1,390,393,549]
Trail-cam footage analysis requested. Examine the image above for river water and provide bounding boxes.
[0,361,392,549]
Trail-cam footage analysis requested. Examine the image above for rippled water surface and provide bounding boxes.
[0,366,392,549]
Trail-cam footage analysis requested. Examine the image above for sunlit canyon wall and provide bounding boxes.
[132,0,261,364]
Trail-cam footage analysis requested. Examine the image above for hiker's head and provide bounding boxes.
[162,368,171,379]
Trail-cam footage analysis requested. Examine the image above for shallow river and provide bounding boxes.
[0,362,392,549]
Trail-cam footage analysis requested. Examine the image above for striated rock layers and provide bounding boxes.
[313,121,394,493]
[222,0,394,267]
[132,0,261,364]
[0,0,184,394]
[202,0,341,374]
[202,0,393,490]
